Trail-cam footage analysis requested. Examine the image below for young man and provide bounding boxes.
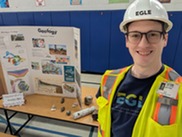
[96,0,182,137]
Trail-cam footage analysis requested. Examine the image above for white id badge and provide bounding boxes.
[157,82,179,99]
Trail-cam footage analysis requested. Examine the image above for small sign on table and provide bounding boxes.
[2,93,25,107]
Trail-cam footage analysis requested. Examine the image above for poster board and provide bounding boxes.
[0,62,7,97]
[0,26,81,98]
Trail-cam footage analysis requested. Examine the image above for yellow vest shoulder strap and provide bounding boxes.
[154,66,181,125]
[101,67,129,100]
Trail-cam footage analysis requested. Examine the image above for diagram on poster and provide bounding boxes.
[0,26,81,98]
[0,48,31,94]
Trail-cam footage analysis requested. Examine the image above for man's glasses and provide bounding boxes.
[125,31,165,44]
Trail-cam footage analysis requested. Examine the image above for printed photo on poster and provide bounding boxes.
[35,0,45,6]
[31,62,40,70]
[62,83,77,97]
[0,48,32,94]
[41,59,62,75]
[0,0,9,8]
[2,50,27,68]
[8,69,30,93]
[55,55,70,64]
[34,77,63,94]
[62,82,78,98]
[49,44,67,55]
[64,66,75,82]
[70,0,82,5]
[32,38,46,48]
[11,34,25,41]
[159,0,171,3]
[109,0,129,3]
[74,39,78,58]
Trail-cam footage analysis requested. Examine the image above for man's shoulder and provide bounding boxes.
[164,65,182,82]
[104,66,131,75]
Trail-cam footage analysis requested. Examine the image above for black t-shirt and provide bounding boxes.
[111,66,164,137]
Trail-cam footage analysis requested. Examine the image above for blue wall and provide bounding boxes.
[0,10,182,75]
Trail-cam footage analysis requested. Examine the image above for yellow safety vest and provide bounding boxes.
[96,65,182,137]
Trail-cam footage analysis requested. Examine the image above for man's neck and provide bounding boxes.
[131,64,162,79]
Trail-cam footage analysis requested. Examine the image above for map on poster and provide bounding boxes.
[0,26,81,98]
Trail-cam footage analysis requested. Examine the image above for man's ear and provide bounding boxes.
[125,35,129,48]
[163,33,168,47]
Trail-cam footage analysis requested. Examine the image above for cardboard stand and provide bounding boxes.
[0,26,81,101]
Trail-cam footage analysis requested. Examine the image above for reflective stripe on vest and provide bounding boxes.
[99,68,127,136]
[99,125,105,136]
[101,68,126,100]
[168,69,180,81]
[153,68,181,125]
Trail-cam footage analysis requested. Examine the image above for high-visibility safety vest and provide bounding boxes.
[96,65,182,137]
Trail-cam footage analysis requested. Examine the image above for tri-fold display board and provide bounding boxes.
[0,26,81,98]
